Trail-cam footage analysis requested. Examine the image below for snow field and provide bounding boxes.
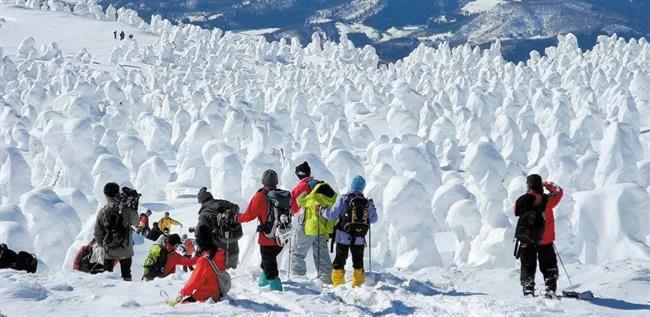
[0,1,649,316]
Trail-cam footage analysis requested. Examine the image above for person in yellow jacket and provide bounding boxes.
[289,162,337,283]
[158,212,182,233]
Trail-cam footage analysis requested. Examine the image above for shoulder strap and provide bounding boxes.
[204,253,221,274]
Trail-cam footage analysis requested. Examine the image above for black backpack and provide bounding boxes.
[337,194,371,239]
[143,244,170,281]
[103,187,140,249]
[514,194,548,246]
[200,199,243,248]
[0,244,37,273]
[258,188,292,244]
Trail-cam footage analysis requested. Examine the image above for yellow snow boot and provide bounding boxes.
[352,269,365,287]
[332,269,345,287]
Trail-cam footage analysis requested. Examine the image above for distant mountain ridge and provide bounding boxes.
[98,0,650,62]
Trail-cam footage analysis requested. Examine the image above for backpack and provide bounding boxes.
[337,194,371,239]
[102,202,130,249]
[200,199,243,248]
[143,244,169,280]
[73,241,104,274]
[204,253,231,298]
[0,244,37,273]
[514,194,548,246]
[258,188,293,244]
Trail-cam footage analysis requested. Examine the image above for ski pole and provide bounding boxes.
[288,236,292,280]
[553,243,573,287]
[369,224,372,273]
[317,212,321,280]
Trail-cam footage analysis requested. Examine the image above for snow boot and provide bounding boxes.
[544,277,557,299]
[268,278,283,292]
[352,269,364,287]
[258,272,269,287]
[332,269,345,287]
[523,284,535,297]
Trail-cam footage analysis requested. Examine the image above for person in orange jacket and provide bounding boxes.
[176,226,226,303]
[236,169,285,291]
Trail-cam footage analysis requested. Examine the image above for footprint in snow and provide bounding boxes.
[121,300,140,308]
[50,284,74,292]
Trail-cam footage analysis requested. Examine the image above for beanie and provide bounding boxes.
[350,175,366,193]
[103,182,120,198]
[295,161,311,179]
[262,169,279,187]
[197,187,214,204]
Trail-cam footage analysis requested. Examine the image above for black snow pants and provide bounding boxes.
[332,243,364,270]
[519,243,559,291]
[260,245,283,280]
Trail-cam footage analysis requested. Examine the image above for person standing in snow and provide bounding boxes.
[176,226,226,303]
[196,187,242,269]
[119,30,125,40]
[113,30,117,39]
[143,234,198,280]
[94,182,140,281]
[321,176,377,287]
[290,161,335,283]
[514,174,563,297]
[235,169,286,291]
[159,211,182,233]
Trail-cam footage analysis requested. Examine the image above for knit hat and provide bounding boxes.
[103,182,120,198]
[262,169,278,186]
[295,161,311,179]
[350,175,366,193]
[166,234,181,246]
[526,174,544,194]
[197,187,214,204]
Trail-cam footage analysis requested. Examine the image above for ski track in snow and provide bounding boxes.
[1,1,650,316]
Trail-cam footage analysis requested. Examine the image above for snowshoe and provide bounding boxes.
[562,290,594,300]
[544,290,558,299]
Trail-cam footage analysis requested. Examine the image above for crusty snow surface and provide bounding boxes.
[0,1,649,316]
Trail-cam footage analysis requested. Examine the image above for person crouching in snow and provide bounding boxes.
[321,176,377,287]
[177,226,226,303]
[514,174,563,297]
[235,169,287,291]
[142,234,198,281]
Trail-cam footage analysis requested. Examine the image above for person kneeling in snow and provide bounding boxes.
[514,174,563,297]
[176,227,227,303]
[321,176,377,287]
[142,234,198,281]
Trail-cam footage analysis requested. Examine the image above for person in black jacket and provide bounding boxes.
[146,222,164,241]
[196,187,241,269]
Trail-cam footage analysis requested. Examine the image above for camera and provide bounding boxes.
[117,186,141,210]
[188,227,196,233]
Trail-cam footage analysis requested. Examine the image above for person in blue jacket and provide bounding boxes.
[321,175,377,287]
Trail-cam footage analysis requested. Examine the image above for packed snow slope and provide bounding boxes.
[0,1,650,316]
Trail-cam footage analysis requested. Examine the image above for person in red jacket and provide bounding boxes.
[236,169,285,291]
[177,228,226,303]
[514,174,563,297]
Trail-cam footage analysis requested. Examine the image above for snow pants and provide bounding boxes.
[260,245,283,280]
[290,225,332,282]
[104,257,132,280]
[332,243,364,270]
[519,243,559,291]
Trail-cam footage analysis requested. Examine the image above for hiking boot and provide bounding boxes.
[352,269,364,288]
[332,269,345,287]
[123,277,132,282]
[544,277,557,293]
[523,284,535,297]
[544,290,557,299]
[268,278,283,292]
[258,272,269,287]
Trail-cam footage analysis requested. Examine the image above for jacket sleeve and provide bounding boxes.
[94,209,105,247]
[322,196,345,220]
[238,192,262,224]
[170,218,183,226]
[170,252,198,267]
[290,183,306,213]
[368,200,378,224]
[180,258,208,297]
[544,183,563,209]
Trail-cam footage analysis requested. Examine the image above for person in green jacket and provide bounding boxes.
[289,162,337,283]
